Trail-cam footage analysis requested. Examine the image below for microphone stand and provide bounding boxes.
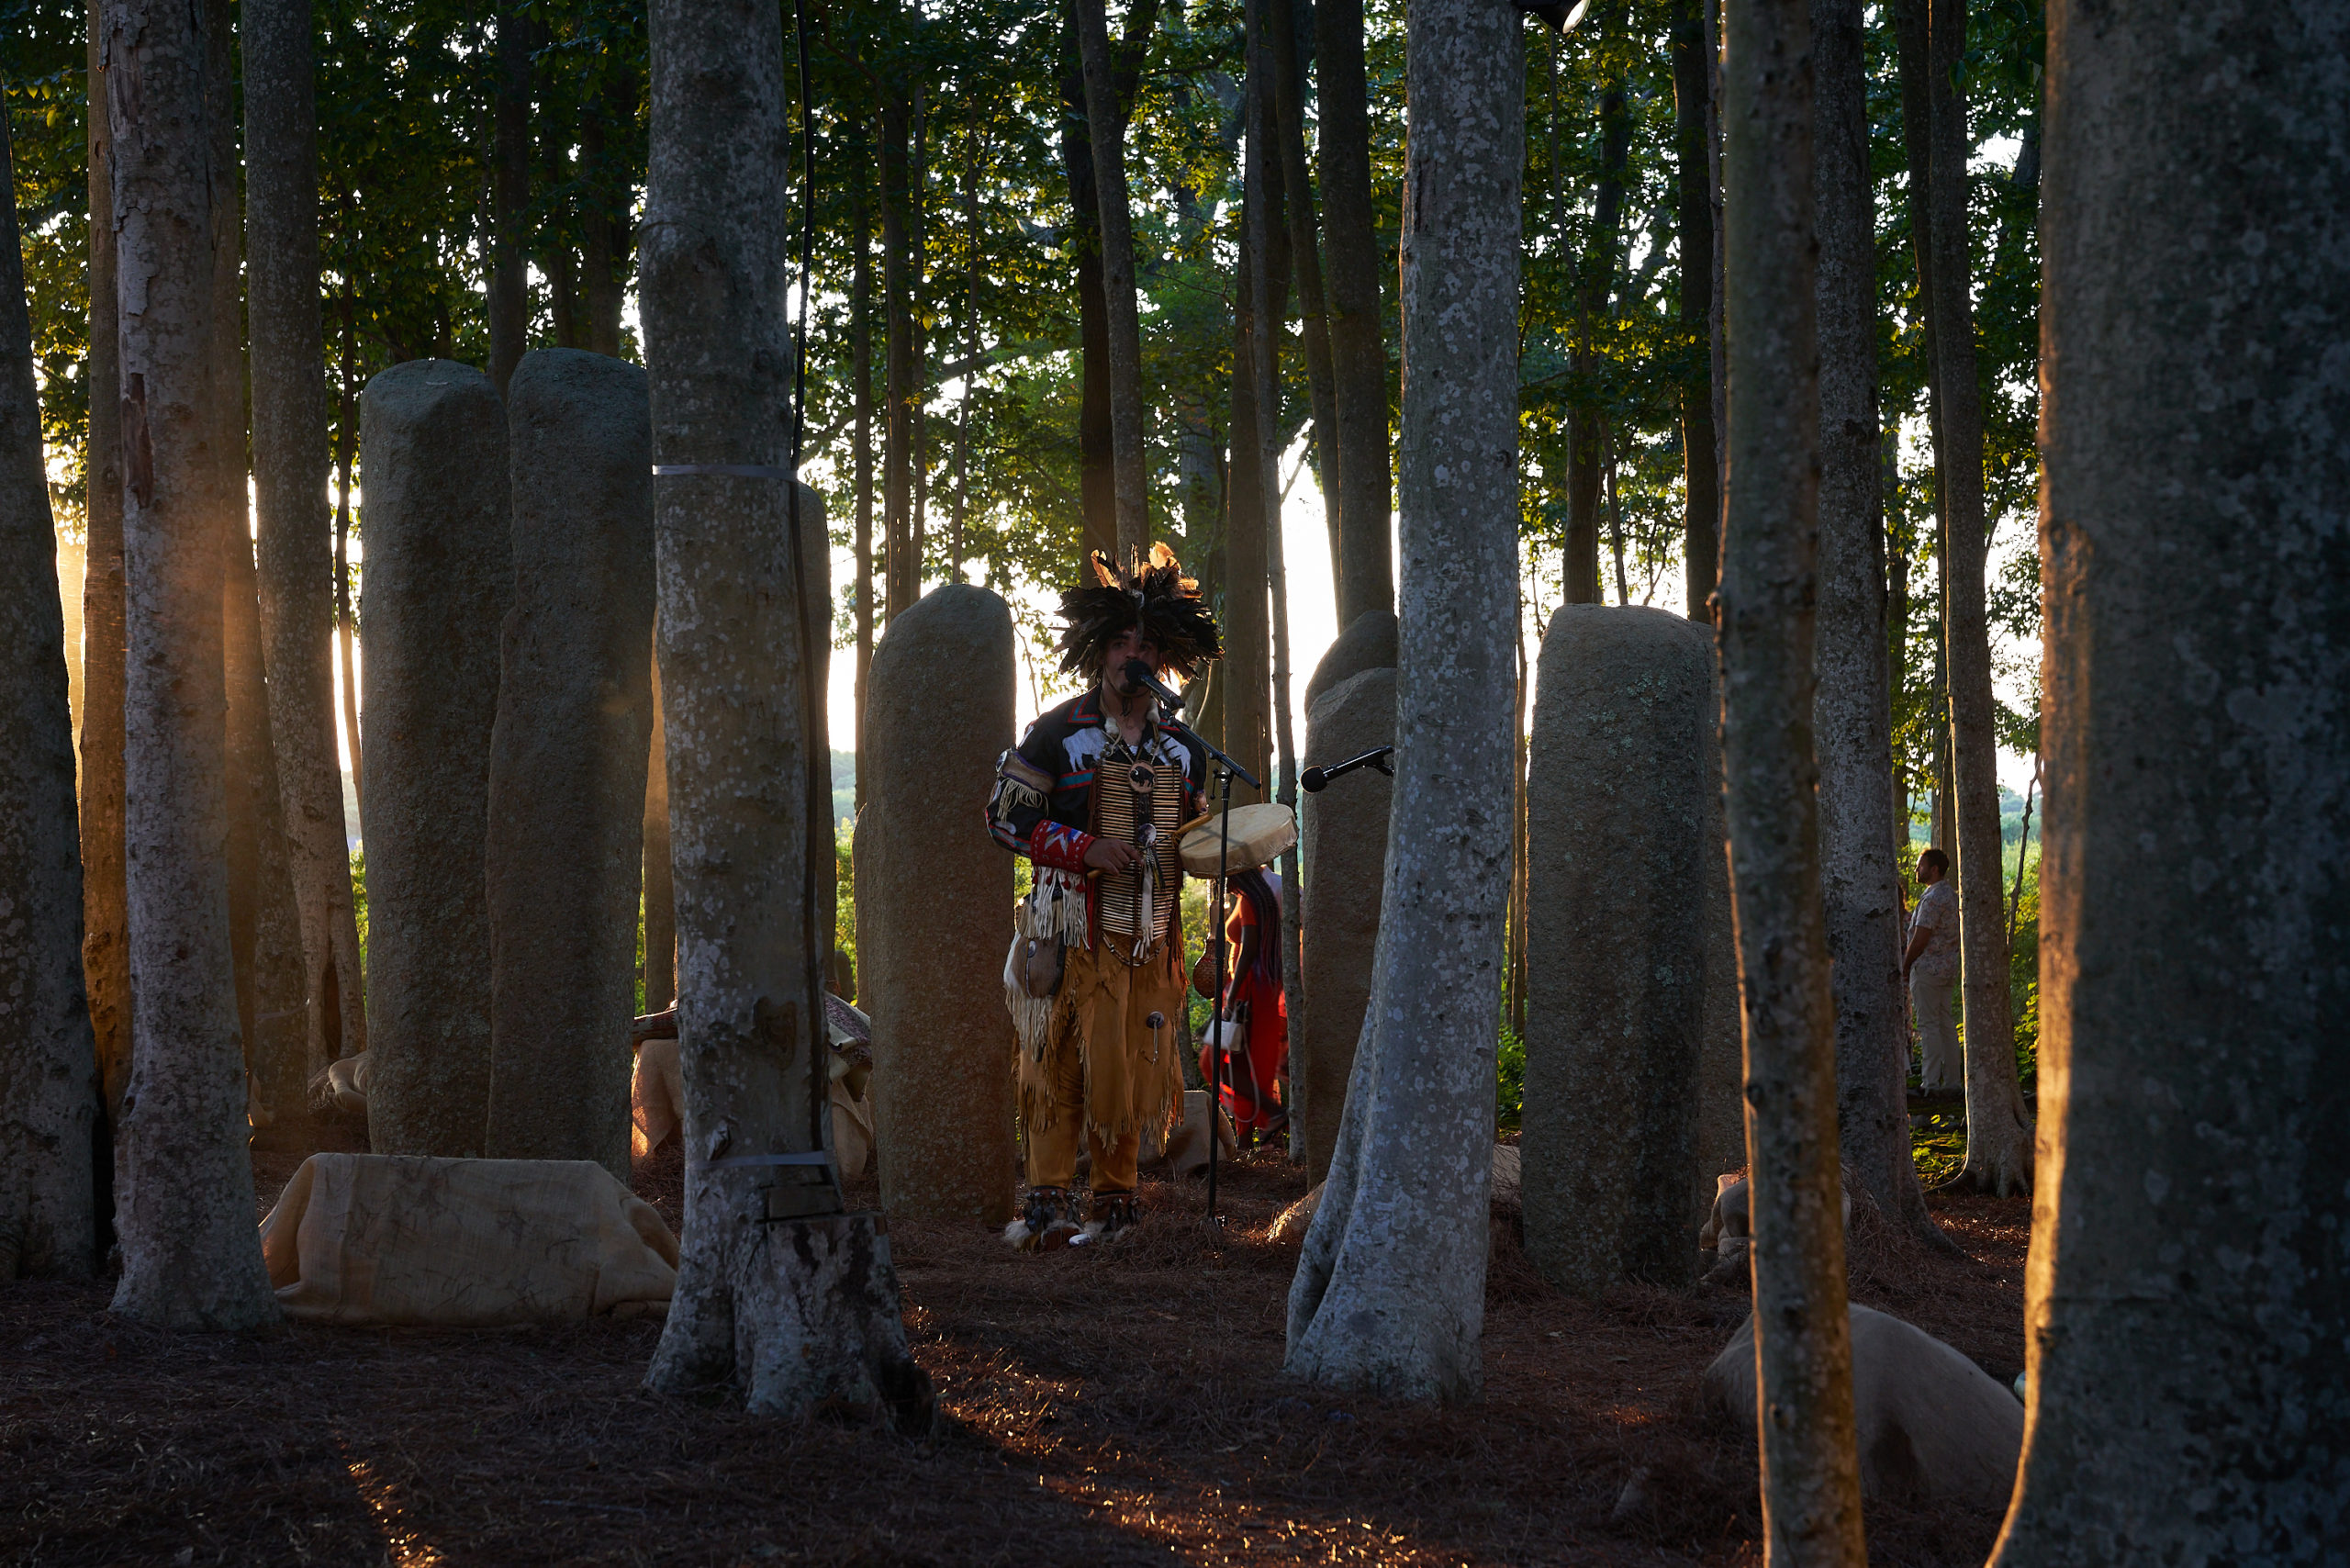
[1149,700,1259,1233]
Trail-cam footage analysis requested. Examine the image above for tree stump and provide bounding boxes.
[484,349,656,1182]
[1523,606,1727,1292]
[861,583,1017,1226]
[358,360,510,1158]
[1297,665,1394,1183]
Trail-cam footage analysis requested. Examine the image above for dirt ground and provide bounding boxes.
[1,1134,2029,1568]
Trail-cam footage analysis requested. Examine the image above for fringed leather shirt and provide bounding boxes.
[986,689,1207,955]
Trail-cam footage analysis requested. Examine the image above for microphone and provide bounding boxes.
[1301,745,1395,792]
[1121,658,1187,714]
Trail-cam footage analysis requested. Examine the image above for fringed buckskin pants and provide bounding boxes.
[1021,935,1186,1194]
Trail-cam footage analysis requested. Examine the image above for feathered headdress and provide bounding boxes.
[1055,544,1224,680]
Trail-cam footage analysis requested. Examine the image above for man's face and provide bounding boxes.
[1917,853,1940,883]
[1104,626,1162,693]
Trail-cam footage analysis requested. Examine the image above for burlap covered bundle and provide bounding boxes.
[260,1153,678,1326]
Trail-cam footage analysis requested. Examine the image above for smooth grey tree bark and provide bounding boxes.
[1921,0,2031,1195]
[1246,0,1309,1059]
[242,0,366,1095]
[1,111,99,1281]
[489,5,530,395]
[221,495,311,1134]
[1072,0,1150,566]
[1563,88,1629,608]
[1266,0,1342,598]
[1671,0,1718,619]
[201,13,308,1138]
[879,80,919,619]
[1992,1,2350,1556]
[643,653,676,1011]
[1284,0,1517,1403]
[1314,0,1391,623]
[1223,115,1281,797]
[849,132,875,808]
[82,0,132,1120]
[640,0,931,1428]
[1809,0,1944,1252]
[1717,0,1865,1558]
[104,0,276,1329]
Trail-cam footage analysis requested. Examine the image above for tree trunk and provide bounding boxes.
[82,0,132,1119]
[489,6,531,395]
[333,279,364,846]
[104,0,277,1329]
[535,48,582,352]
[1222,80,1285,800]
[880,86,916,618]
[1718,0,1867,1558]
[851,126,874,811]
[1994,4,2350,1551]
[1923,0,2031,1196]
[909,90,929,582]
[1703,0,1726,514]
[643,651,674,1010]
[1246,0,1309,1113]
[1267,0,1341,602]
[206,0,309,1139]
[1809,0,1945,1253]
[1313,0,1391,624]
[1058,14,1116,569]
[640,0,932,1427]
[1,110,100,1281]
[1283,0,1516,1401]
[244,0,363,1118]
[1671,0,1718,620]
[1563,90,1629,608]
[950,134,981,577]
[1073,0,1149,565]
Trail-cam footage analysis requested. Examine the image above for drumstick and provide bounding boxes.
[1174,809,1218,839]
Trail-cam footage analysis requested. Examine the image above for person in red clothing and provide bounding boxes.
[1193,868,1289,1146]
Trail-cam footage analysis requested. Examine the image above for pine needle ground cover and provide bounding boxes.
[1,1143,2026,1567]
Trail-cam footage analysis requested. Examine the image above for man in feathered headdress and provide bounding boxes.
[985,545,1224,1249]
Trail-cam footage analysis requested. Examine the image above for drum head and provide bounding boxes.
[1179,801,1298,877]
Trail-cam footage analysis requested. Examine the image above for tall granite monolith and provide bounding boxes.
[483,350,656,1180]
[359,361,510,1157]
[1297,664,1396,1183]
[861,583,1017,1224]
[1304,608,1399,714]
[1523,605,1737,1292]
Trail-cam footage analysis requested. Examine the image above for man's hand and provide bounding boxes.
[1084,838,1144,874]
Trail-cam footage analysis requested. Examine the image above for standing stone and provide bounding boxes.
[1297,664,1394,1184]
[861,583,1016,1225]
[1303,608,1398,713]
[359,360,510,1157]
[1522,605,1734,1292]
[484,349,656,1180]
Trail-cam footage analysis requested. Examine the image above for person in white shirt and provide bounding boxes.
[1902,846,1964,1094]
